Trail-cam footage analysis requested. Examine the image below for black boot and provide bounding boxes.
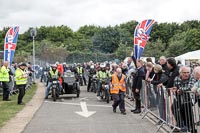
[133,100,141,114]
[131,107,137,112]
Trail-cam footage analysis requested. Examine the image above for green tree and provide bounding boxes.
[180,20,200,31]
[92,26,124,53]
[184,29,200,51]
[77,25,101,39]
[143,39,166,59]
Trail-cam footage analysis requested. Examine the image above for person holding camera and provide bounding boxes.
[15,63,28,105]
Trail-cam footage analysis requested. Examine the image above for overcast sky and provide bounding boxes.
[0,0,199,33]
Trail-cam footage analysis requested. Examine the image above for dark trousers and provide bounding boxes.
[83,75,87,85]
[40,74,46,82]
[17,84,26,104]
[2,82,10,100]
[112,91,125,112]
[87,77,92,90]
[133,89,141,110]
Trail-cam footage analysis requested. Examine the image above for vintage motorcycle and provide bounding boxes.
[88,75,97,93]
[99,78,110,103]
[51,79,60,101]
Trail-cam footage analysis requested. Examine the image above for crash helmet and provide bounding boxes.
[77,63,81,67]
[55,61,59,65]
[100,63,106,71]
[51,64,57,70]
[100,63,106,68]
[90,65,95,69]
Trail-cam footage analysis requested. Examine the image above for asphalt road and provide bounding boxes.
[22,85,159,133]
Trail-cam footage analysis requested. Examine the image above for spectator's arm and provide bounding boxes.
[151,74,168,85]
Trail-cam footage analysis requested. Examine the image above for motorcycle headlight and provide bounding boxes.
[53,81,57,84]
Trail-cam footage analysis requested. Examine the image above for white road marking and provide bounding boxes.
[75,101,96,118]
[44,100,111,108]
[44,100,132,109]
[79,97,89,101]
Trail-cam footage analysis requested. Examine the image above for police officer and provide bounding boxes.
[110,68,126,115]
[0,61,11,101]
[15,63,28,105]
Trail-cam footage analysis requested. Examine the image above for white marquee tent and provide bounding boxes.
[175,50,200,65]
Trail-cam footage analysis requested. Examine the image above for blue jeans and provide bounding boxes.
[45,81,62,97]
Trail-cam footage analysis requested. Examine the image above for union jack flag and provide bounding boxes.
[134,19,155,59]
[4,26,19,66]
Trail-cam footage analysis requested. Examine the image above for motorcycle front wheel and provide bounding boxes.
[52,88,57,101]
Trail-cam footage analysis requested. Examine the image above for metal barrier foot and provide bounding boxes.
[141,109,149,119]
[157,121,165,132]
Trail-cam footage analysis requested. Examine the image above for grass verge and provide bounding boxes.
[0,84,37,127]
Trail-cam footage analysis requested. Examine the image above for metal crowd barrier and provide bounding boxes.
[7,75,33,96]
[125,76,134,100]
[141,80,200,133]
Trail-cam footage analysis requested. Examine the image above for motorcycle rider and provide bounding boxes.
[76,63,87,85]
[87,65,97,92]
[97,63,111,96]
[45,64,62,99]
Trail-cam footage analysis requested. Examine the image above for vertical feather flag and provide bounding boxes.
[134,19,154,59]
[4,26,19,65]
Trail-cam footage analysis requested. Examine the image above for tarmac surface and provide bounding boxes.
[22,83,159,133]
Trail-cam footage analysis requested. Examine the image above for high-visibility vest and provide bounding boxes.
[0,66,10,82]
[15,68,27,85]
[50,70,59,79]
[97,71,110,79]
[110,74,126,94]
[77,67,83,74]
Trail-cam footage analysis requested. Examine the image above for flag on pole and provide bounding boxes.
[134,19,155,59]
[4,26,19,65]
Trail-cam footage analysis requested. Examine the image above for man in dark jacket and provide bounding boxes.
[131,58,145,113]
[166,58,179,88]
[87,65,96,92]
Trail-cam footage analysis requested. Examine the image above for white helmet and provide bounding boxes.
[100,63,106,68]
[90,65,95,69]
[52,64,57,68]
